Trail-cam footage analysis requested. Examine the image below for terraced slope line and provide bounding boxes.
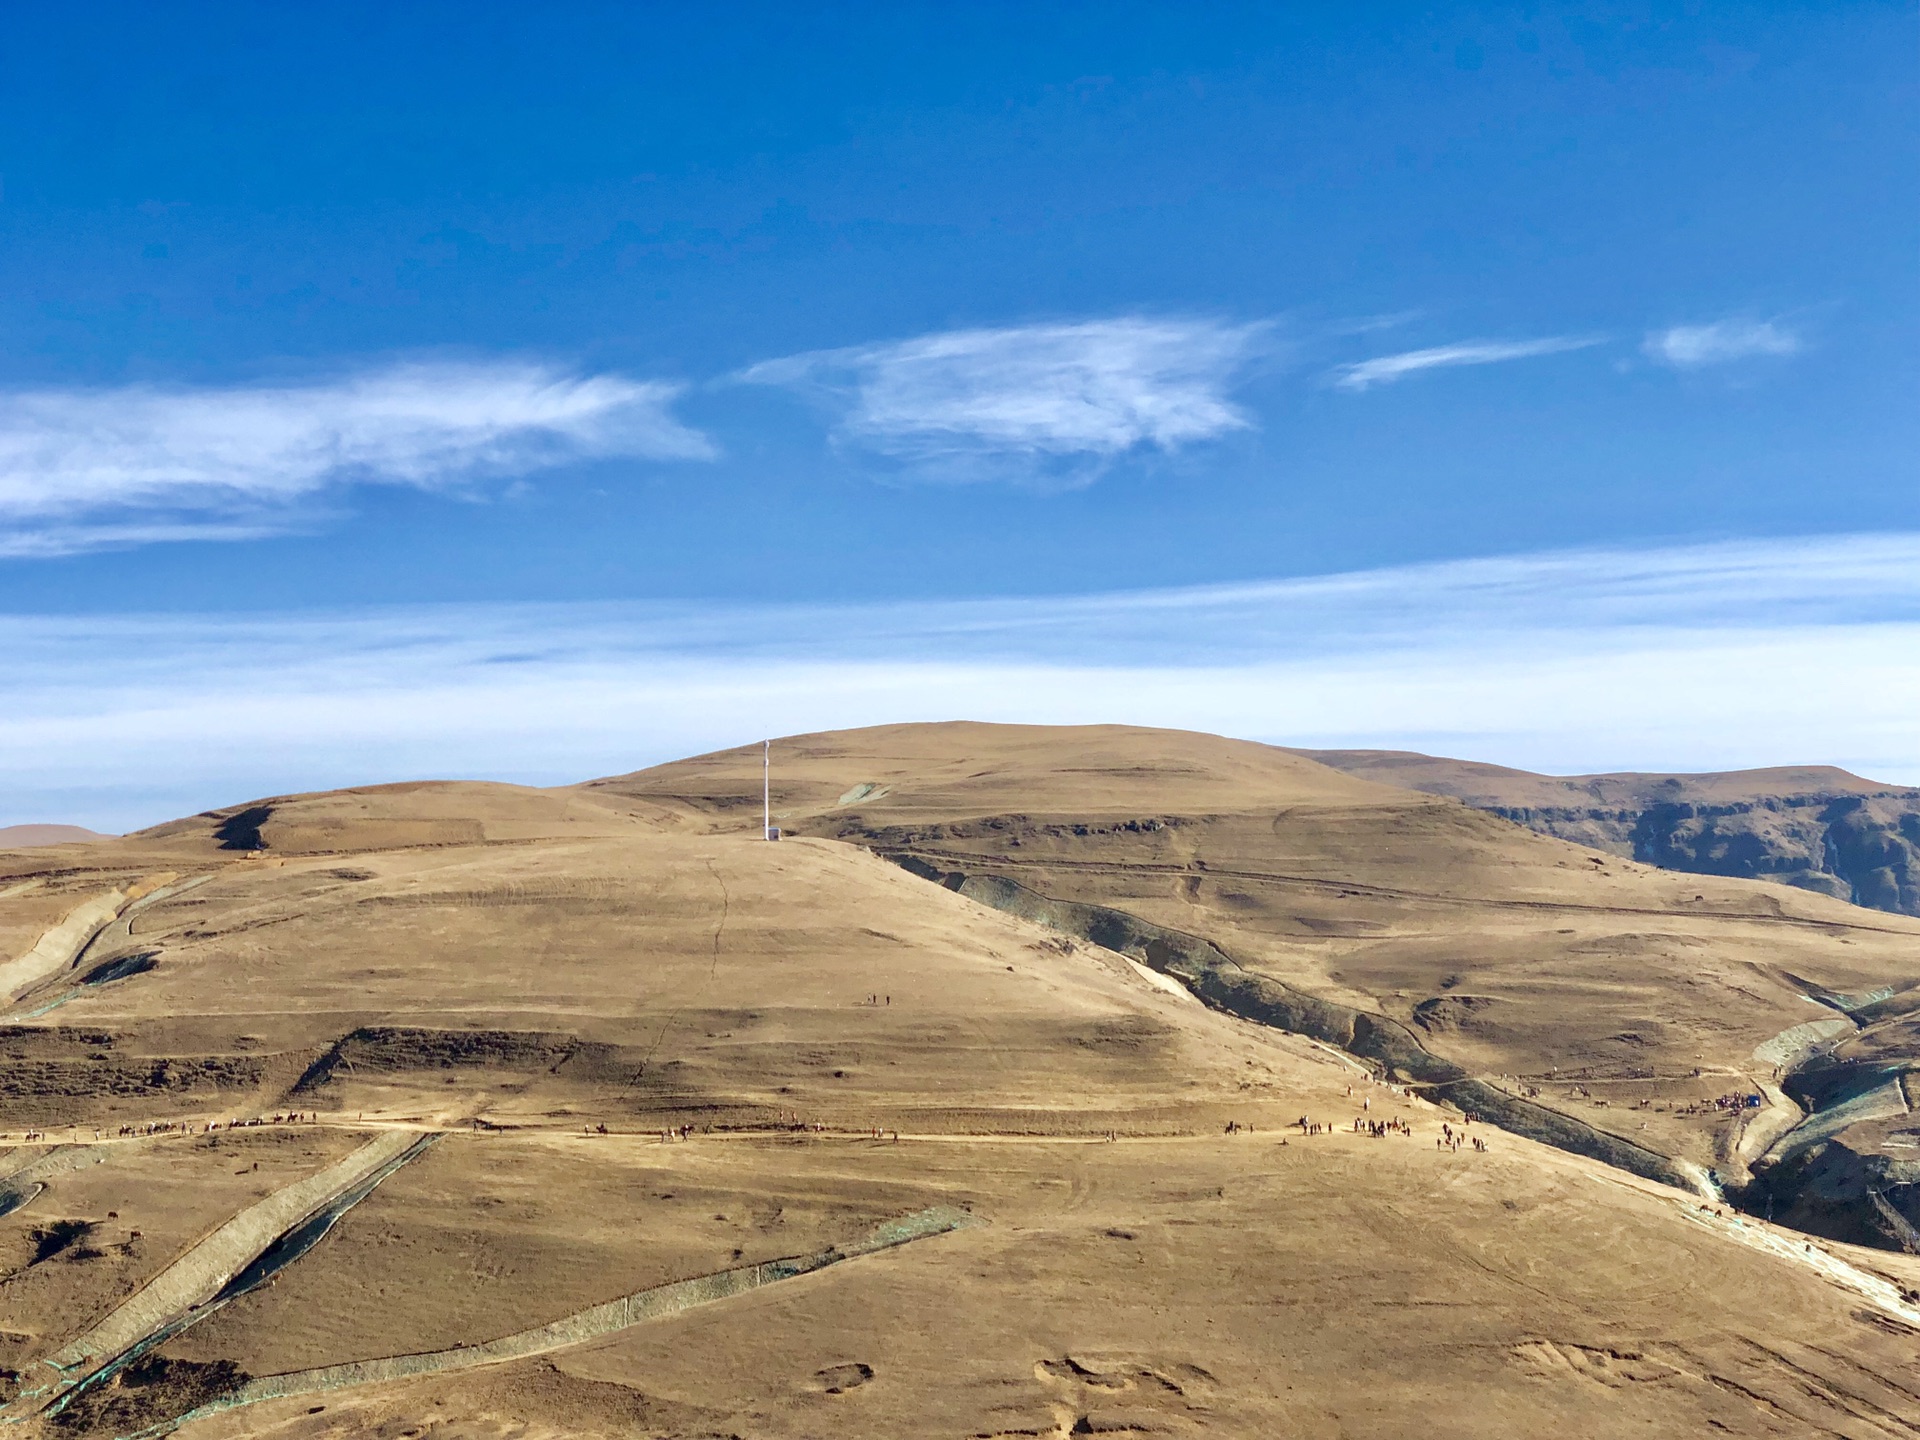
[139,1206,979,1437]
[9,1130,431,1419]
[0,873,217,1022]
[0,874,185,1002]
[0,888,133,999]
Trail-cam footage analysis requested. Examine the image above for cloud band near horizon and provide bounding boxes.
[4,531,1916,831]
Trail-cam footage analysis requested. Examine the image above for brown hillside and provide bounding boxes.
[1,729,1919,1437]
[609,723,1920,1214]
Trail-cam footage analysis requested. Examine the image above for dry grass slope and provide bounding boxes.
[0,723,1917,1437]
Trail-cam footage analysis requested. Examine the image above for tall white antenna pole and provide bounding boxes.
[763,740,771,840]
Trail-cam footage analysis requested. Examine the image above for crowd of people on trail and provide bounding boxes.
[1355,1116,1411,1137]
[201,1112,313,1135]
[1279,1105,1491,1156]
[13,1095,1507,1159]
[1436,1121,1487,1153]
[1677,1091,1764,1117]
[7,1111,322,1144]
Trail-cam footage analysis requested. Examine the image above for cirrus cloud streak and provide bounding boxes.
[0,361,713,556]
[741,316,1263,483]
[1333,336,1604,391]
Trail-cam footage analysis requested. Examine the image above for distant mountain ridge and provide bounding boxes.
[0,823,108,849]
[1290,749,1920,917]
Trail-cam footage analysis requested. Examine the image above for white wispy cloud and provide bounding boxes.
[1643,318,1800,368]
[0,361,713,555]
[1333,336,1602,391]
[4,533,1919,831]
[741,317,1261,482]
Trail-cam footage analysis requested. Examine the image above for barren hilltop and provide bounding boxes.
[4,723,1920,1438]
[0,826,108,851]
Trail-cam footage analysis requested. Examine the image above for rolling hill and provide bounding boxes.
[2,725,1919,1437]
[0,826,109,851]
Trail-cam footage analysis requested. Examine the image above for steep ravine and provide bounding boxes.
[885,851,1920,1254]
[1740,1038,1920,1252]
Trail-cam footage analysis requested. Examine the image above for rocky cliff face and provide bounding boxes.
[1292,750,1920,917]
[1490,793,1920,915]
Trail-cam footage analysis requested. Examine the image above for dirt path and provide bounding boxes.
[1733,1081,1801,1167]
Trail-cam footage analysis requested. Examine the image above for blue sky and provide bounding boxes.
[1,4,1914,826]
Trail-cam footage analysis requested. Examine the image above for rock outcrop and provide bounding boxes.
[1293,750,1920,917]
